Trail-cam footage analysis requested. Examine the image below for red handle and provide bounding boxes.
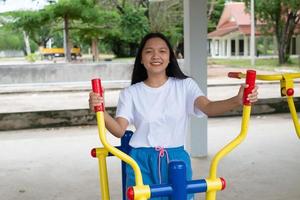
[91,78,104,112]
[228,72,242,79]
[243,70,256,105]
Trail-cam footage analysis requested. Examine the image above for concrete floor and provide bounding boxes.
[0,113,299,200]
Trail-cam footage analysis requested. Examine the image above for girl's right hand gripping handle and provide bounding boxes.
[91,79,104,112]
[243,70,256,105]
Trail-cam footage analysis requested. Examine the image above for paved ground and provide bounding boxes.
[0,113,299,200]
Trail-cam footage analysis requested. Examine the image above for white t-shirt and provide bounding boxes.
[116,77,205,148]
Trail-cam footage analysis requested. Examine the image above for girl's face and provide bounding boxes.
[141,37,170,77]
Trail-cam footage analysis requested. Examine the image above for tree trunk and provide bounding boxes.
[277,12,298,65]
[92,38,99,62]
[63,16,71,62]
[23,31,31,56]
[278,43,285,64]
[129,43,137,57]
[207,0,216,20]
[263,37,268,55]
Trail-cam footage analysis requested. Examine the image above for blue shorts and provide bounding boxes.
[126,146,194,200]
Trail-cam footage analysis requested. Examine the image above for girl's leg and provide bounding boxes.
[126,148,168,200]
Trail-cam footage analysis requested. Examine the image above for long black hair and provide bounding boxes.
[131,32,188,85]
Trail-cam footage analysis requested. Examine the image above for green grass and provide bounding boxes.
[111,57,135,62]
[208,57,300,72]
[0,57,25,61]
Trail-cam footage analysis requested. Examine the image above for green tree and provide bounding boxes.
[1,0,122,60]
[1,9,54,54]
[120,6,149,56]
[103,3,150,57]
[244,0,300,64]
[99,0,186,57]
[0,28,24,50]
[45,0,90,61]
[75,8,120,61]
[45,0,121,61]
[148,0,184,57]
[208,0,226,33]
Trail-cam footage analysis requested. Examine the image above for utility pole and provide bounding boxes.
[250,0,255,66]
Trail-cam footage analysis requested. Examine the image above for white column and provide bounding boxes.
[222,39,226,57]
[224,39,227,56]
[244,35,248,56]
[235,37,239,56]
[184,0,208,157]
[227,38,231,57]
[216,40,219,56]
[219,39,223,56]
[211,39,215,57]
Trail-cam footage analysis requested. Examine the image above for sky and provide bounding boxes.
[0,0,54,13]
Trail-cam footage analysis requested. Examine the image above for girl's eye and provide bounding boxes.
[160,49,168,53]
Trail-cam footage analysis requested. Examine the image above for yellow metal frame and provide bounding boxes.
[92,73,256,200]
[94,96,254,200]
[94,71,300,199]
[94,148,110,199]
[95,111,150,200]
[233,72,300,138]
[206,106,252,200]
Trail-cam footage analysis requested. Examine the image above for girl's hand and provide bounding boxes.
[89,91,105,112]
[237,84,259,105]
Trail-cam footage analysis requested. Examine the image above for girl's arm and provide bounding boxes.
[89,92,128,138]
[104,112,128,138]
[195,84,258,117]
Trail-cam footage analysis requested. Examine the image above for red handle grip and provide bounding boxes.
[91,78,104,112]
[243,70,256,105]
[228,72,242,79]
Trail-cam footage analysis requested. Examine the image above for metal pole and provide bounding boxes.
[250,0,255,66]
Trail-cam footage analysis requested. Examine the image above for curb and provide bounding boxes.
[0,97,299,131]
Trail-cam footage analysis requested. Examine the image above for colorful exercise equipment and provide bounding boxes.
[91,69,256,199]
[228,71,300,139]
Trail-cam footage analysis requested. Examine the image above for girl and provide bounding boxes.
[89,32,258,200]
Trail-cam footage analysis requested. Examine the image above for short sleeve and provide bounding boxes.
[116,88,134,124]
[185,78,206,117]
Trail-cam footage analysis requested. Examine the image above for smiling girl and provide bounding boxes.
[89,32,258,200]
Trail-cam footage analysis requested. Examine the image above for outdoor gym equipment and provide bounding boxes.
[228,71,300,139]
[90,69,256,200]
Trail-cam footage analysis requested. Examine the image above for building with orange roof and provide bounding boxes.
[208,2,300,57]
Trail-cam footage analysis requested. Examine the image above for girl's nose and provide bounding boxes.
[152,51,160,58]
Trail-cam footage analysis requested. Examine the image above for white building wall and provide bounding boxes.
[210,33,254,57]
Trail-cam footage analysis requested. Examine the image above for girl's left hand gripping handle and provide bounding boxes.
[91,79,104,112]
[243,70,256,105]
